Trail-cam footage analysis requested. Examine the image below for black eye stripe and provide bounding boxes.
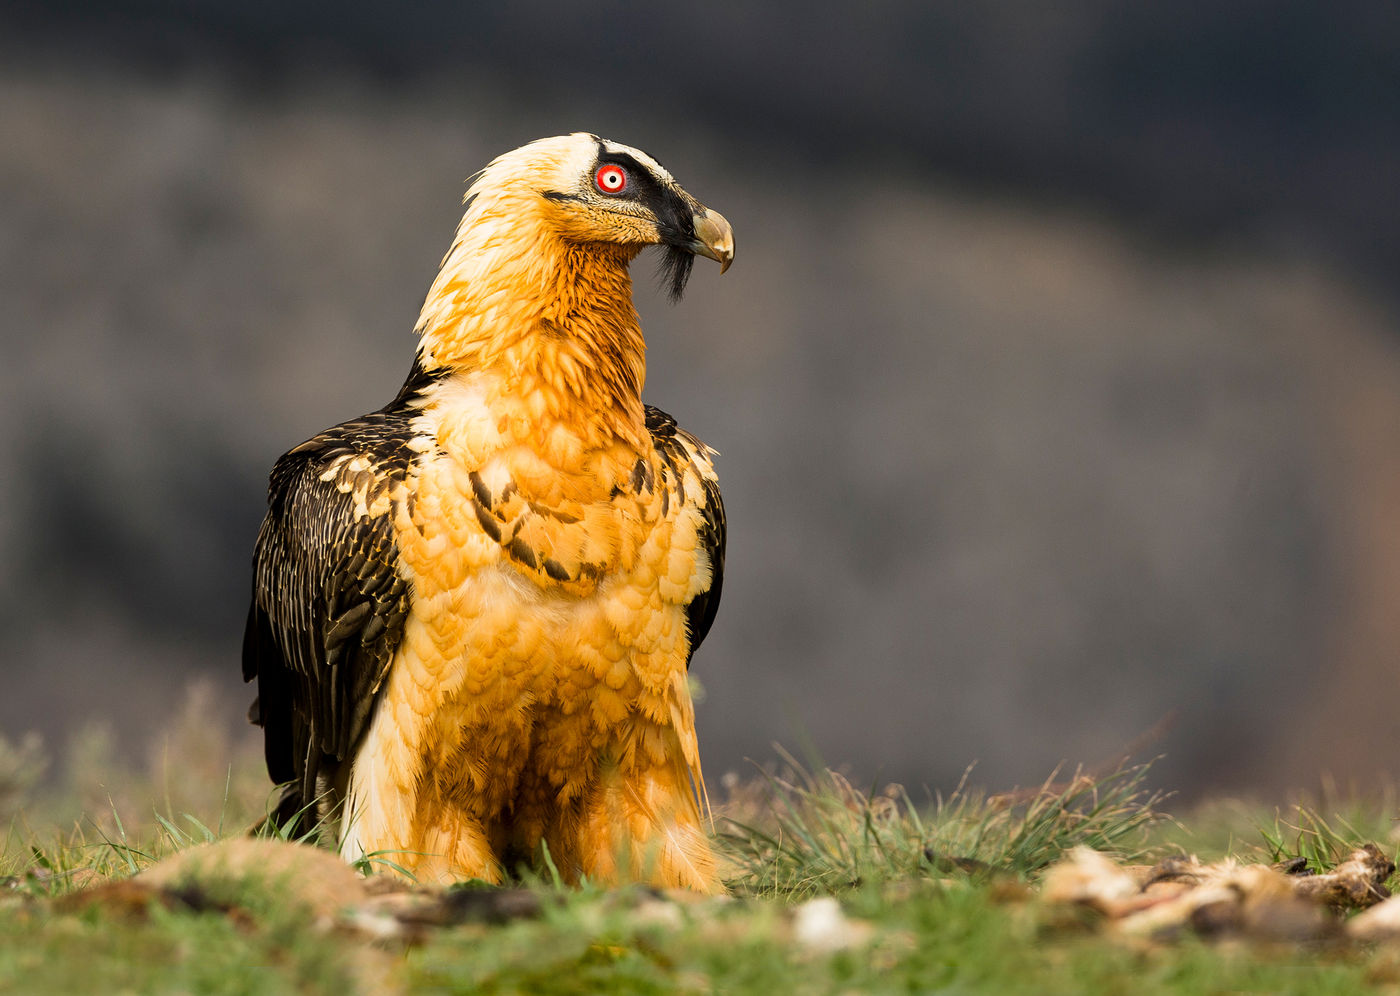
[597,150,646,175]
[589,150,695,242]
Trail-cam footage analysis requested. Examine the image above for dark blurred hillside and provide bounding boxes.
[7,2,1399,292]
[2,5,1399,800]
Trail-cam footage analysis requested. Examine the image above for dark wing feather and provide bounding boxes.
[685,469,726,661]
[645,405,726,667]
[243,374,433,830]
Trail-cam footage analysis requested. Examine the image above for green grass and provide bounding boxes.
[718,754,1166,897]
[4,701,1400,994]
[405,883,1385,996]
[6,875,1383,996]
[0,894,360,995]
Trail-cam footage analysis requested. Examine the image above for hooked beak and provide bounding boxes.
[688,208,735,273]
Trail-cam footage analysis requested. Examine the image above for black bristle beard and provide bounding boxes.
[657,245,694,303]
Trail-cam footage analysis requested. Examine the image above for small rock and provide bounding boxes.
[792,897,874,952]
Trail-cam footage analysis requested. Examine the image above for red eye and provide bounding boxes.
[595,164,628,194]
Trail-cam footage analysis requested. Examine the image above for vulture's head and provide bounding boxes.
[467,133,734,301]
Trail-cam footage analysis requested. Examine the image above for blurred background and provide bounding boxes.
[2,1,1398,808]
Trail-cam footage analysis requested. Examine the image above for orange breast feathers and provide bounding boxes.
[338,365,721,891]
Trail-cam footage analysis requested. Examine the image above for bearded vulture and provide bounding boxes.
[242,134,732,892]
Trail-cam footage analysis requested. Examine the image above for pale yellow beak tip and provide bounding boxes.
[692,208,735,274]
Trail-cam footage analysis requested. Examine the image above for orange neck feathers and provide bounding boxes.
[415,183,649,450]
